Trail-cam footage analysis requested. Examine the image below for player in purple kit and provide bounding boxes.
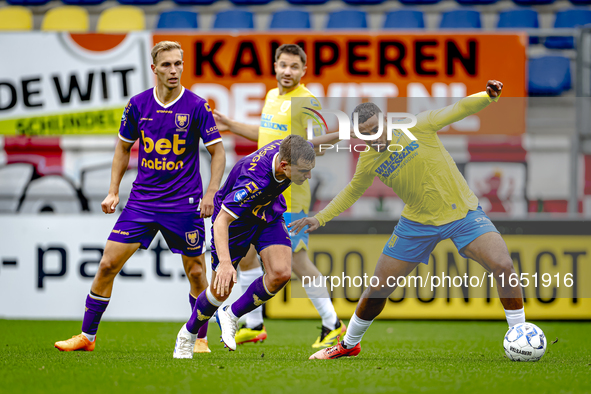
[54,41,225,353]
[173,135,316,358]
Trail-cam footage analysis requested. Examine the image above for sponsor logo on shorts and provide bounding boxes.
[475,217,491,224]
[111,229,130,236]
[234,189,248,202]
[186,231,199,246]
[388,234,398,248]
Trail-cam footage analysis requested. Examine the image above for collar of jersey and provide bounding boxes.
[272,152,285,183]
[153,86,185,109]
[280,83,306,98]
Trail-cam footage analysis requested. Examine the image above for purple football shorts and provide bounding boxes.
[108,206,205,256]
[210,216,291,271]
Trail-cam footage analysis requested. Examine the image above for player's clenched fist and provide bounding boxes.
[101,193,119,214]
[486,80,503,98]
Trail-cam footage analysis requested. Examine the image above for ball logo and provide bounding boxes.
[234,189,248,203]
[185,231,199,246]
[175,113,190,129]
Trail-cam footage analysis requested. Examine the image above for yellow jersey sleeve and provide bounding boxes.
[413,91,499,134]
[314,159,374,226]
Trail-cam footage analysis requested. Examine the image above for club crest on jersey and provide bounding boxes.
[280,101,291,114]
[175,113,190,130]
[185,231,199,246]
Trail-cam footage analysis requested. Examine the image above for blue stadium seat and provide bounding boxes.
[439,9,481,29]
[326,10,367,29]
[456,0,498,5]
[62,0,106,4]
[269,9,310,29]
[383,10,424,29]
[545,8,591,49]
[118,0,160,5]
[528,56,571,96]
[497,9,540,44]
[343,0,386,5]
[230,0,273,4]
[172,0,217,4]
[213,9,254,29]
[512,0,555,5]
[399,0,441,4]
[156,10,198,29]
[286,0,329,4]
[6,0,50,5]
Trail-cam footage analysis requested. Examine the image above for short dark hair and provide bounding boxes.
[279,135,315,165]
[275,44,307,65]
[352,102,381,124]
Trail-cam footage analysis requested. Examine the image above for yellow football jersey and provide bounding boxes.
[258,84,322,214]
[315,92,498,227]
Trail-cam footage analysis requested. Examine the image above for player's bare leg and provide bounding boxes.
[235,246,267,345]
[217,245,291,350]
[462,232,525,326]
[292,248,345,347]
[310,255,419,359]
[182,254,211,352]
[55,241,140,351]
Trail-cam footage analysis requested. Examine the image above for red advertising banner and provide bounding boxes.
[154,32,527,135]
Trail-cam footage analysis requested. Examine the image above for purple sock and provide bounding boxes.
[190,293,209,338]
[81,293,109,335]
[231,276,274,318]
[186,290,219,334]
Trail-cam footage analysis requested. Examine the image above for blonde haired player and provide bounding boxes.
[214,44,345,348]
[54,41,225,354]
[290,81,528,359]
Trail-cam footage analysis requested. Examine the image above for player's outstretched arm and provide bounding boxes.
[101,139,134,214]
[212,210,237,297]
[213,109,259,142]
[201,142,226,218]
[419,80,503,132]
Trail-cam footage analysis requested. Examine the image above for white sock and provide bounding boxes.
[343,312,373,349]
[82,333,95,342]
[303,276,337,330]
[240,266,265,328]
[505,307,526,327]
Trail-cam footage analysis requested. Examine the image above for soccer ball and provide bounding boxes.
[503,322,546,362]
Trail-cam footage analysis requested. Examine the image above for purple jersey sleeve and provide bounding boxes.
[119,99,140,142]
[197,101,222,147]
[221,175,267,220]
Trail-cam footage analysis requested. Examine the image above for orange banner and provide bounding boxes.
[153,32,527,135]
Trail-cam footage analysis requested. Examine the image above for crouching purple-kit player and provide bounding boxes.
[173,135,316,358]
[55,41,226,353]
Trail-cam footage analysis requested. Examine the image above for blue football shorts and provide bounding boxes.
[283,210,309,253]
[383,206,499,264]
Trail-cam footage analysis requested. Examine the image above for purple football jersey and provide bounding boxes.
[119,87,222,213]
[214,140,290,224]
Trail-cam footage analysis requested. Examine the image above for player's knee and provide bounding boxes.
[491,256,515,276]
[187,260,205,282]
[97,257,121,277]
[267,267,291,290]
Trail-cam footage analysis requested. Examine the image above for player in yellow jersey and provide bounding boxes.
[214,44,345,348]
[289,81,527,359]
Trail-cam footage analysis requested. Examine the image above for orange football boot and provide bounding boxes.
[309,341,361,360]
[54,334,95,352]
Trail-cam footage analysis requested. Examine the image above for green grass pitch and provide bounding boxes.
[1,320,589,394]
